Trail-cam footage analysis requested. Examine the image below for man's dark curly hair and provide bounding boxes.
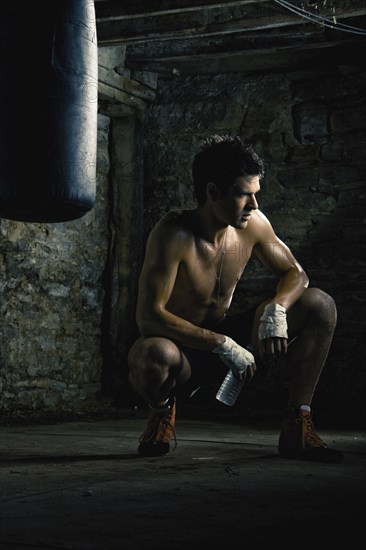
[192,135,265,206]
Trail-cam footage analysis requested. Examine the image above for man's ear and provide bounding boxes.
[206,182,221,202]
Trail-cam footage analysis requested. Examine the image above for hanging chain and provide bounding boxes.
[204,229,228,302]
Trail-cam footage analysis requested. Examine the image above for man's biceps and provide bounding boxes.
[144,280,172,301]
[144,263,176,284]
[256,241,294,264]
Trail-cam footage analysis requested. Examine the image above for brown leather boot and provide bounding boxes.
[279,407,343,463]
[138,397,177,457]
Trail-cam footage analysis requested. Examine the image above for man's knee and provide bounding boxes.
[128,337,185,387]
[128,337,181,368]
[285,288,337,342]
[128,337,187,396]
[301,287,337,324]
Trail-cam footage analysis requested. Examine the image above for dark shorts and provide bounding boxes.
[174,307,257,399]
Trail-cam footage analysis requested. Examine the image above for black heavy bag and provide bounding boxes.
[0,0,98,222]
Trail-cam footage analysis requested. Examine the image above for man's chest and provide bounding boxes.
[177,238,255,299]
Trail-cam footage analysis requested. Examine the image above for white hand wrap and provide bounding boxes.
[213,336,255,376]
[258,303,288,340]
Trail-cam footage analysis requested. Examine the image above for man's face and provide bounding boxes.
[214,175,261,229]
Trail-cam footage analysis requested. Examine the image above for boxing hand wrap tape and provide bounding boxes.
[258,303,288,340]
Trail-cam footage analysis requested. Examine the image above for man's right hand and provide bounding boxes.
[213,336,256,381]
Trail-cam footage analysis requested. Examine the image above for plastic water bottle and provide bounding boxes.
[216,370,244,406]
[216,345,255,406]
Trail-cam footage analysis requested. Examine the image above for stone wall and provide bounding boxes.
[143,63,366,426]
[0,114,111,421]
[1,58,365,428]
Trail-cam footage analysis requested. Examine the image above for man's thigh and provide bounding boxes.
[175,307,258,398]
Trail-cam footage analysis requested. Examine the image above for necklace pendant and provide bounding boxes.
[215,278,221,297]
[204,228,228,303]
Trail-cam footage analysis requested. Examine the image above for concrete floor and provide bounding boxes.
[0,408,365,550]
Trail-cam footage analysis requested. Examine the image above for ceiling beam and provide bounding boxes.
[125,26,323,60]
[95,1,366,77]
[95,0,268,19]
[125,39,362,76]
[96,1,366,45]
[97,2,306,45]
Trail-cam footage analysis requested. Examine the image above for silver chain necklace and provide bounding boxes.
[204,229,228,302]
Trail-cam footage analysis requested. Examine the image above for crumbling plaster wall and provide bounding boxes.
[0,113,111,421]
[143,63,366,425]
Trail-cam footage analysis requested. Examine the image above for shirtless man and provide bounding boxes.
[128,135,343,463]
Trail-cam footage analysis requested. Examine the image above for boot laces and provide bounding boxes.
[303,415,327,448]
[139,404,178,450]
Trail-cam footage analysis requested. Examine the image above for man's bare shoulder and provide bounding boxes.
[153,209,194,236]
[148,210,195,251]
[245,209,276,241]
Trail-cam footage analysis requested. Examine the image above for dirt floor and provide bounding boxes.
[0,403,365,550]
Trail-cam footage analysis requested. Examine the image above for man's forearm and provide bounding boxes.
[271,265,309,310]
[138,310,225,351]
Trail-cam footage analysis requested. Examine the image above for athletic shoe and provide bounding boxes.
[279,407,343,463]
[138,397,177,457]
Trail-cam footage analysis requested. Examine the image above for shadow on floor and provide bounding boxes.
[1,412,365,550]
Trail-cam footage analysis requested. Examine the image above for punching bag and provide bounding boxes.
[0,0,98,222]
